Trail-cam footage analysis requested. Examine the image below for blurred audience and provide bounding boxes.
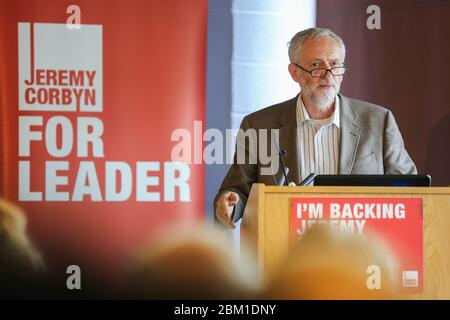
[260,225,400,300]
[0,201,404,300]
[127,224,259,299]
[0,199,46,298]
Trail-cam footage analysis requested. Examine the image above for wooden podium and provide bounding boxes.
[240,184,450,299]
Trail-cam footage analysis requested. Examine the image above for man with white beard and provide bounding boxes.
[214,28,417,228]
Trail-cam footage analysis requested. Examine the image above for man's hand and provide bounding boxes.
[215,191,239,229]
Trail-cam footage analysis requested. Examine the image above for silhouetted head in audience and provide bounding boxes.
[127,224,258,299]
[261,225,400,300]
[0,200,46,298]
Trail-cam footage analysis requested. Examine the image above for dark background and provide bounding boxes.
[317,0,450,186]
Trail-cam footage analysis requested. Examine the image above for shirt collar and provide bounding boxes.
[296,94,340,128]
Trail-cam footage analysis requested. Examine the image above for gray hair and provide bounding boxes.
[288,28,346,63]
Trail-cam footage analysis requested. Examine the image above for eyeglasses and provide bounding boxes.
[292,63,347,78]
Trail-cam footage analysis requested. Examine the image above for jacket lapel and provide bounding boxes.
[338,94,362,174]
[278,97,301,184]
[274,94,360,181]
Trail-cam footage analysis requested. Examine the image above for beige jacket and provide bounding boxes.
[214,94,417,222]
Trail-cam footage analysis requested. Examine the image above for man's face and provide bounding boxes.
[290,36,344,109]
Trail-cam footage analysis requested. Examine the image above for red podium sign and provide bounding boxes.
[291,197,423,292]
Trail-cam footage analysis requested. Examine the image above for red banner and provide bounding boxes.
[0,0,207,281]
[291,197,423,292]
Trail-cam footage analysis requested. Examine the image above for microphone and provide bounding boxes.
[277,167,289,186]
[299,173,316,186]
[278,149,290,186]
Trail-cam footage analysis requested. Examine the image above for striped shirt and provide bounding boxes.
[296,95,340,181]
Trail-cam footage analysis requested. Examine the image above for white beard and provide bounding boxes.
[305,82,341,111]
[311,88,336,109]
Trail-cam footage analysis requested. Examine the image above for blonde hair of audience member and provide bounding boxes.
[262,225,400,300]
[128,224,259,299]
[0,200,46,291]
